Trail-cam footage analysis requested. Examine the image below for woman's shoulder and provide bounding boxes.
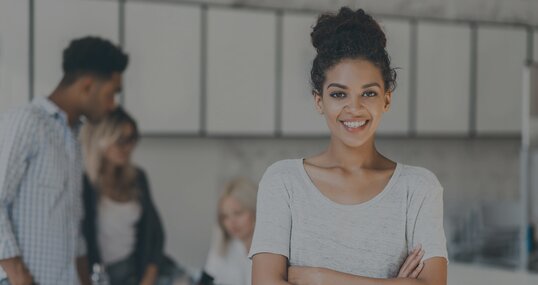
[260,159,304,185]
[263,159,302,176]
[133,165,147,178]
[132,166,151,193]
[397,163,443,193]
[131,166,149,186]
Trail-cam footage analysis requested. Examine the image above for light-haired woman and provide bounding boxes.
[80,107,188,285]
[204,177,257,285]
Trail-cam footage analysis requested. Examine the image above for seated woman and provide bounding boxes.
[204,177,258,285]
[80,107,189,285]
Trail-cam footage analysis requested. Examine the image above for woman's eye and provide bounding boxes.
[329,92,346,98]
[363,91,377,97]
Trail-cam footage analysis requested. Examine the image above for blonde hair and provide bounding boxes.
[217,177,258,255]
[80,107,139,201]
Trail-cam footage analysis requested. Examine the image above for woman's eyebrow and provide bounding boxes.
[362,82,381,89]
[326,82,381,89]
[327,83,348,89]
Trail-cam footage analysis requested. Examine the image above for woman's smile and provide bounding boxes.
[340,119,370,132]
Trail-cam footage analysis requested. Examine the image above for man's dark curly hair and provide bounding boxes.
[61,36,129,85]
[310,7,397,94]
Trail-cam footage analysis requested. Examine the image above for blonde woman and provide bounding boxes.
[204,178,257,285]
[80,107,187,285]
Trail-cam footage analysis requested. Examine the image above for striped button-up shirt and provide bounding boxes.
[0,97,86,285]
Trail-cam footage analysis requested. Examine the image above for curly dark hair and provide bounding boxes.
[310,7,397,94]
[61,36,129,85]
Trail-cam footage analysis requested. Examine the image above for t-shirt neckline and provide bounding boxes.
[297,158,402,209]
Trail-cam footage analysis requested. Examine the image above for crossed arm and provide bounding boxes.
[252,251,446,285]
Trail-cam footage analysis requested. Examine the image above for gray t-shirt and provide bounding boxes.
[248,159,447,278]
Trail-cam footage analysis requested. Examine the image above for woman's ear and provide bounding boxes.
[383,91,392,112]
[313,90,324,115]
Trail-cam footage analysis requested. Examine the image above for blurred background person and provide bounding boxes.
[204,177,257,285]
[0,36,127,285]
[81,107,190,285]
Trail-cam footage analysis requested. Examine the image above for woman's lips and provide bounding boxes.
[340,120,369,132]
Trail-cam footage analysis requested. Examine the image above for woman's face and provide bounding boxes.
[104,123,138,167]
[220,196,255,241]
[314,58,391,148]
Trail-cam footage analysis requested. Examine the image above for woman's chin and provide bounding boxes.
[109,159,130,167]
[335,134,371,149]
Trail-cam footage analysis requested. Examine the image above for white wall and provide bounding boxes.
[163,0,538,25]
[448,263,538,285]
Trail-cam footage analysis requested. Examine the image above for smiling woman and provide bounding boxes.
[249,7,448,285]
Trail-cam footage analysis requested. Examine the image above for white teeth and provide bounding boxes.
[343,121,367,128]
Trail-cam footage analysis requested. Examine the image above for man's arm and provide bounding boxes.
[0,257,29,284]
[0,111,36,285]
[0,257,34,285]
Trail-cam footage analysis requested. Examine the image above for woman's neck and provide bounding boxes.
[323,136,383,171]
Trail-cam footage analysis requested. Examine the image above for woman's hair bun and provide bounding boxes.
[311,7,387,55]
[309,7,397,93]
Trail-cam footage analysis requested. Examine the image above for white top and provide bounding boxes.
[205,230,252,285]
[97,196,142,265]
[249,159,448,278]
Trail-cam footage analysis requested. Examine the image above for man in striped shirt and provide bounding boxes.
[0,37,128,285]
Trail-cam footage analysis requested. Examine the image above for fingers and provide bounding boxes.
[409,261,424,278]
[402,245,421,271]
[398,245,425,278]
[406,249,425,277]
[398,244,420,277]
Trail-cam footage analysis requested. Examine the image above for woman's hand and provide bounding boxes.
[288,266,326,285]
[397,244,425,278]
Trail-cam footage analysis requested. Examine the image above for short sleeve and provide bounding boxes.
[248,165,292,260]
[406,173,448,263]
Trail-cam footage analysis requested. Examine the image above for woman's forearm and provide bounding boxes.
[254,281,294,285]
[325,257,446,285]
[290,258,447,285]
[253,271,294,285]
[323,270,429,285]
[140,264,158,285]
